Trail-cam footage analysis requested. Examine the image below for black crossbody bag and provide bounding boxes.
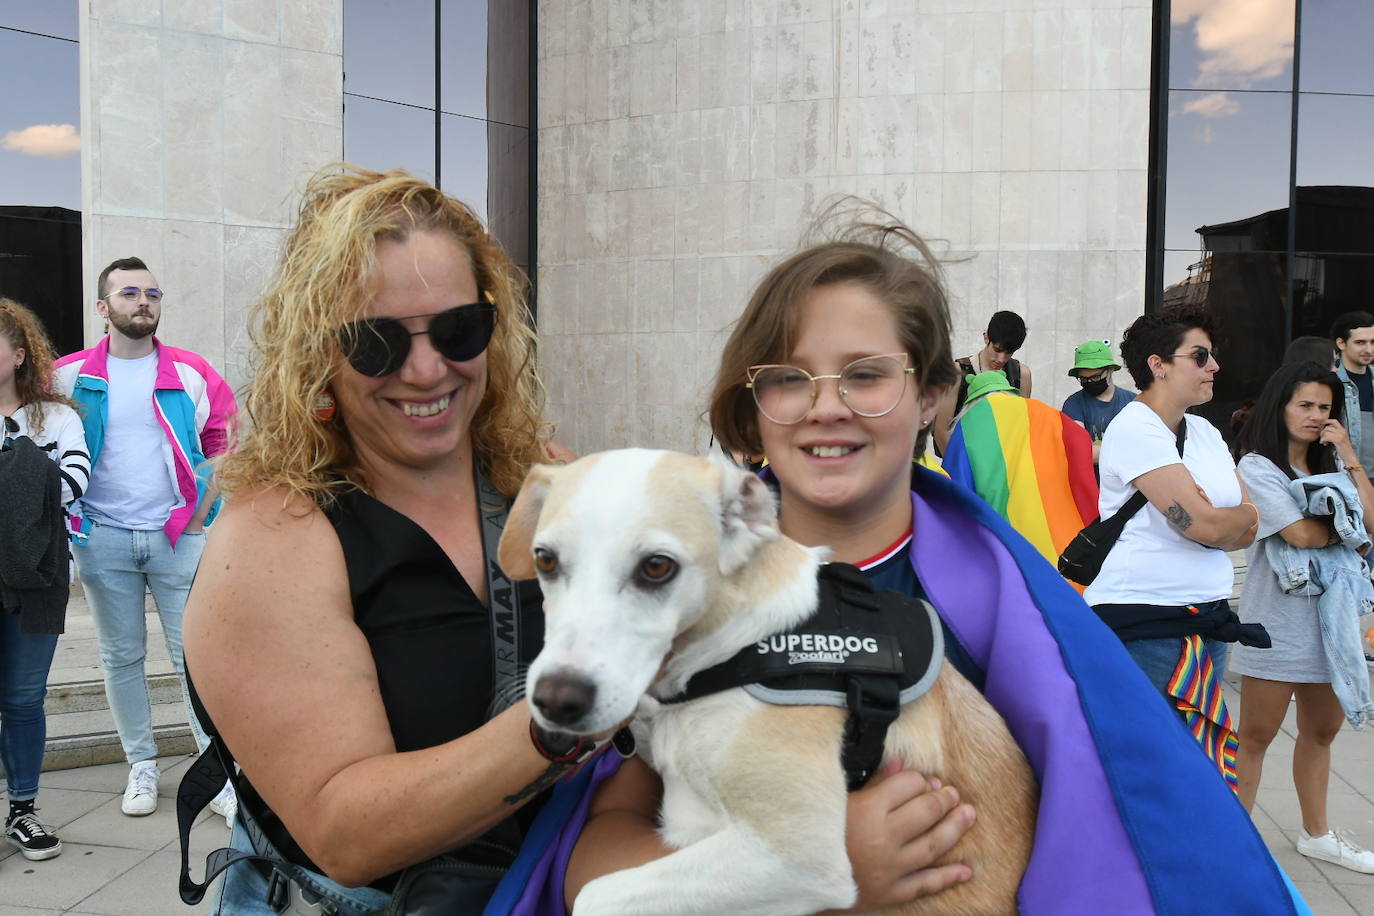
[1058,420,1186,586]
[177,468,525,915]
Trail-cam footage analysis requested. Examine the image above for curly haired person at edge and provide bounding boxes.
[181,167,964,915]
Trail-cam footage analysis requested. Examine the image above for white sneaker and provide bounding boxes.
[208,782,237,829]
[1297,828,1374,874]
[121,761,160,817]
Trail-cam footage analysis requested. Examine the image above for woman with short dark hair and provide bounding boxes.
[1086,305,1264,784]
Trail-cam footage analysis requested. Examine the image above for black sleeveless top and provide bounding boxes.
[237,487,546,889]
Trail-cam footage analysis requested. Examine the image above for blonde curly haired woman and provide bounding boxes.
[183,165,565,914]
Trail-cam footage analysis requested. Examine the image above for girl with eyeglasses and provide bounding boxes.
[562,207,1307,914]
[1086,306,1266,775]
[1230,360,1374,873]
[0,298,90,864]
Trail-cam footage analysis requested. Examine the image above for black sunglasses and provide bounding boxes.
[2,415,17,451]
[1166,346,1218,368]
[338,301,497,377]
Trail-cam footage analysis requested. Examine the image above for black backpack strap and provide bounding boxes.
[177,671,297,908]
[1101,416,1188,528]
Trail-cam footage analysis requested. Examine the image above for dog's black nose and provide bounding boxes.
[531,672,598,726]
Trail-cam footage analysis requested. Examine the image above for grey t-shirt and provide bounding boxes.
[1230,454,1333,682]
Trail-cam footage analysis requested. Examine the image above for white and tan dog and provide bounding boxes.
[498,449,1036,916]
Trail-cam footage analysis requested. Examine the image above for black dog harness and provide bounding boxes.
[659,563,944,790]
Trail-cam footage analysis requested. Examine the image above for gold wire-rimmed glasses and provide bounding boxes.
[746,353,915,425]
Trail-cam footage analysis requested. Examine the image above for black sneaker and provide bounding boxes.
[5,810,62,861]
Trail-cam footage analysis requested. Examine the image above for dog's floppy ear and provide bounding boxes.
[497,463,558,580]
[717,461,780,576]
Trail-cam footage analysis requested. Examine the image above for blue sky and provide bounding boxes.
[0,2,79,209]
[0,0,501,218]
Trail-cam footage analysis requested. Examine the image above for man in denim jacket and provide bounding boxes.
[1332,312,1374,484]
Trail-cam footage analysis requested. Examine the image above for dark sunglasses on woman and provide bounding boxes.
[1167,346,1218,368]
[338,301,497,377]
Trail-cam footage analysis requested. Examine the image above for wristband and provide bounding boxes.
[1346,462,1364,474]
[529,719,598,765]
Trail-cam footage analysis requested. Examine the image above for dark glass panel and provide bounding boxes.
[1298,0,1374,95]
[1182,251,1291,442]
[0,1,79,41]
[1164,89,1291,253]
[344,0,436,109]
[1168,2,1293,92]
[439,0,490,123]
[343,95,436,183]
[1292,252,1374,343]
[0,30,79,209]
[1296,93,1374,189]
[439,115,530,274]
[437,113,488,220]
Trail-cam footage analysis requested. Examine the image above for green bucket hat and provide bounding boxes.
[965,370,1018,404]
[1069,340,1120,376]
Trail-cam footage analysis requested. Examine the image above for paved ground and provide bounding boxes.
[5,597,1373,913]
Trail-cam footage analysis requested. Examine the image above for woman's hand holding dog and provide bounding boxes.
[838,761,975,911]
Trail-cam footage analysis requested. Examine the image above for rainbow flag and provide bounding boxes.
[1168,633,1241,792]
[942,393,1098,568]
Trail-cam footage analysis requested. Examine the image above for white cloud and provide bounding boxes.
[1,123,81,158]
[1182,91,1241,118]
[1173,0,1294,88]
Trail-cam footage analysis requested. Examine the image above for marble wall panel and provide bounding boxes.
[223,0,279,44]
[160,219,227,363]
[162,32,225,222]
[281,0,341,54]
[165,1,223,35]
[539,0,1153,450]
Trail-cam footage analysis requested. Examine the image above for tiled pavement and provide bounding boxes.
[5,595,1373,914]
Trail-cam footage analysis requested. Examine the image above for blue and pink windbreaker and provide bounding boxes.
[55,335,237,547]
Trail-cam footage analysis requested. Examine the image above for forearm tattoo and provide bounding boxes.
[504,761,567,806]
[1165,501,1193,531]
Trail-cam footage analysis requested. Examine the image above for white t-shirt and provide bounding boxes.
[1084,401,1241,606]
[81,352,179,530]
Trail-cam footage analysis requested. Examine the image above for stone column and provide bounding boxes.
[80,0,343,390]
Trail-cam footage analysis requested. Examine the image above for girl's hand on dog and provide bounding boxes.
[840,760,975,911]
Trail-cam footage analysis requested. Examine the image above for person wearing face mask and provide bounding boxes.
[1061,341,1135,466]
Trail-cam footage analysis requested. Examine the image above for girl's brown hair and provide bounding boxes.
[217,164,550,505]
[0,298,78,435]
[708,200,958,458]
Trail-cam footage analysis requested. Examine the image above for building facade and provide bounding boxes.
[1,1,1367,454]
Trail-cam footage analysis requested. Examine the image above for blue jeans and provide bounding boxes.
[215,819,391,915]
[73,522,208,764]
[0,612,60,801]
[1124,636,1230,696]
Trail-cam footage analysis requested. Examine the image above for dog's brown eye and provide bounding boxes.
[534,548,558,574]
[640,555,677,583]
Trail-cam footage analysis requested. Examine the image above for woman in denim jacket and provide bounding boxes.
[1232,360,1374,874]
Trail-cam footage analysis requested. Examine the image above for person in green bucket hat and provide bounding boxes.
[1061,340,1135,465]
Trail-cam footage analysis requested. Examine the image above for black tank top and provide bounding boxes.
[237,487,546,888]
